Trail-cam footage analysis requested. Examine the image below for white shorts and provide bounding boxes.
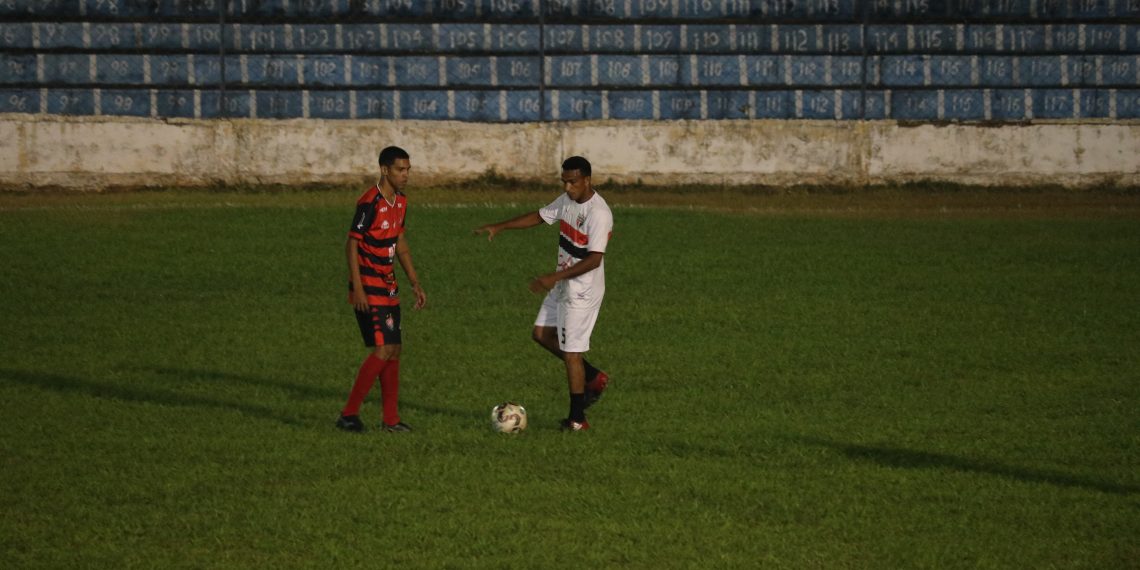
[534,290,600,353]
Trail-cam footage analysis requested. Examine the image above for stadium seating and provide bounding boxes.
[0,0,1137,121]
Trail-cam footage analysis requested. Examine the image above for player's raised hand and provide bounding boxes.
[473,224,500,241]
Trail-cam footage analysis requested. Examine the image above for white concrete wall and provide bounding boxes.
[2,114,1138,189]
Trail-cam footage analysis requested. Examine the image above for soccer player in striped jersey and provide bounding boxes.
[474,156,613,432]
[336,146,427,434]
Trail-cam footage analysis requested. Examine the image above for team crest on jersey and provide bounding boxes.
[381,220,390,230]
[380,207,388,213]
[576,212,586,228]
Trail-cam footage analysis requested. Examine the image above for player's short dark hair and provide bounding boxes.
[562,156,591,177]
[378,146,410,167]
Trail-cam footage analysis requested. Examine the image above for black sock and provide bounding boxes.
[569,393,587,422]
[583,360,600,382]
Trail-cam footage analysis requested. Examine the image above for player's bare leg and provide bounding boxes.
[562,351,589,430]
[563,351,587,394]
[531,326,562,358]
[374,344,401,360]
[532,326,608,408]
[532,326,603,377]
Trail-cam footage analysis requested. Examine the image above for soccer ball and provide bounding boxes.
[491,401,528,433]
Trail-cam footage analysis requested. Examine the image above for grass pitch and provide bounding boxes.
[1,185,1137,568]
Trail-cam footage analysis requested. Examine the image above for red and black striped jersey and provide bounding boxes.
[348,185,407,307]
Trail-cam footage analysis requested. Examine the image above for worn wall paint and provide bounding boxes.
[1,115,1137,190]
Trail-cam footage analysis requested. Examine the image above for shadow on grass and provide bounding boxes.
[2,367,533,428]
[139,366,482,422]
[795,435,1139,496]
[142,366,339,400]
[0,366,479,428]
[0,367,306,427]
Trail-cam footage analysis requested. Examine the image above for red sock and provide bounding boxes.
[342,354,388,417]
[379,359,401,426]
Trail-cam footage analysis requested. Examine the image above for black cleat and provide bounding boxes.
[335,415,365,433]
[382,421,413,433]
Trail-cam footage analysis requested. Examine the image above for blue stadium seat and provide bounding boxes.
[154,89,197,118]
[353,90,396,119]
[0,89,39,112]
[100,89,150,116]
[308,90,352,119]
[399,90,449,119]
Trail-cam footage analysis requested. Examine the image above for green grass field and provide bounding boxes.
[1,186,1138,568]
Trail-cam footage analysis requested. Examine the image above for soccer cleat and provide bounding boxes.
[559,418,590,432]
[382,421,413,433]
[335,415,365,433]
[584,371,609,409]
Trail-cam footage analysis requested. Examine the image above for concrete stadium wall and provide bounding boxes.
[1,114,1138,189]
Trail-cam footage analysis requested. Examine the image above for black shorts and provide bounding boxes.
[355,305,402,347]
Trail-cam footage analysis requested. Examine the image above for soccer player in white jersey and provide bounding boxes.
[474,156,613,431]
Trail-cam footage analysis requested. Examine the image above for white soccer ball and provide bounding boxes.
[491,401,528,433]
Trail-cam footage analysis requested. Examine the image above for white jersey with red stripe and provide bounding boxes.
[538,191,613,308]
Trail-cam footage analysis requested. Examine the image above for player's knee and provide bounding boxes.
[373,344,401,360]
[531,327,548,345]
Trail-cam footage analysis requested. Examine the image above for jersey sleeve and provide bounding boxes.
[586,206,613,254]
[537,195,565,225]
[348,188,380,240]
[347,201,374,240]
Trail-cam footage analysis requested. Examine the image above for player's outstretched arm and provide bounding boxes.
[474,211,544,241]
